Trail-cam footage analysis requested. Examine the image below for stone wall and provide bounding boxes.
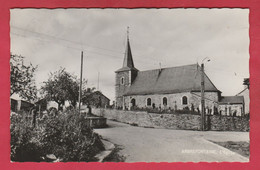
[124,92,219,112]
[207,115,249,132]
[191,92,219,110]
[124,92,193,110]
[93,108,201,130]
[85,117,107,128]
[115,71,131,108]
[93,108,249,132]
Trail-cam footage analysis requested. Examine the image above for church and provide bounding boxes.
[115,34,244,116]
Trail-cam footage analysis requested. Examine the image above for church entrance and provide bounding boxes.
[131,98,136,107]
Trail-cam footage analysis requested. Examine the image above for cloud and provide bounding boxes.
[10,8,249,101]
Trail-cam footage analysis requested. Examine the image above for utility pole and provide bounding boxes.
[97,71,100,91]
[78,51,83,112]
[201,63,205,131]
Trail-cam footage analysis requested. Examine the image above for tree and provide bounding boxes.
[41,68,89,110]
[41,68,78,110]
[10,54,37,102]
[82,87,97,106]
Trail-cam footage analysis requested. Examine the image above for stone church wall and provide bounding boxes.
[191,92,219,108]
[124,92,191,110]
[124,92,219,112]
[115,71,130,108]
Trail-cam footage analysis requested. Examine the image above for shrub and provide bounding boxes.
[11,110,105,162]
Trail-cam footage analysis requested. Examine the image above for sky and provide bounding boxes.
[10,8,249,102]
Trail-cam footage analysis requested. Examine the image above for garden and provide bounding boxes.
[10,109,105,162]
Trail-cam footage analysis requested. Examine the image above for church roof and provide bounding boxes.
[124,64,220,96]
[219,96,244,104]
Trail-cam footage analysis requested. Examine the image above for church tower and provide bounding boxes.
[115,28,138,108]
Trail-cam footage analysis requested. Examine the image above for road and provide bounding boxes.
[94,120,249,162]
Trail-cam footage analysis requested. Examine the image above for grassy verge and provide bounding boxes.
[103,144,126,162]
[211,141,249,158]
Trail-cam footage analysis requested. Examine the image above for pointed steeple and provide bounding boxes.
[116,27,138,73]
[123,27,135,68]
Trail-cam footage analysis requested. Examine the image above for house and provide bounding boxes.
[11,98,34,112]
[35,98,48,111]
[236,78,250,115]
[90,91,110,108]
[218,96,244,116]
[34,98,59,111]
[115,34,244,116]
[35,91,110,111]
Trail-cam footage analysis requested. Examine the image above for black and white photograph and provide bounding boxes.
[10,8,250,162]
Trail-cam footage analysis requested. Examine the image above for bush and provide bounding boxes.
[11,110,105,162]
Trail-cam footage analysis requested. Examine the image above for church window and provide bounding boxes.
[121,77,124,85]
[182,96,188,105]
[131,98,136,107]
[163,97,167,106]
[147,98,151,106]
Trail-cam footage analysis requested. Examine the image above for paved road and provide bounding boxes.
[94,120,249,162]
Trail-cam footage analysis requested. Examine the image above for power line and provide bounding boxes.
[10,31,163,64]
[11,26,249,77]
[11,25,124,55]
[11,31,123,59]
[11,25,164,63]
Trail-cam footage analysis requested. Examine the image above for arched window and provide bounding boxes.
[147,98,151,106]
[120,77,124,85]
[182,96,188,105]
[131,98,136,107]
[163,97,167,106]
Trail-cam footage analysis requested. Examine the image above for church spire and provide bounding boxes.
[127,26,129,41]
[115,27,138,73]
[123,27,135,68]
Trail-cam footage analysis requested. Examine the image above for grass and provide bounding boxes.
[211,141,249,158]
[103,144,126,162]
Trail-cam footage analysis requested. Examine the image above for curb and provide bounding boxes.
[94,139,116,162]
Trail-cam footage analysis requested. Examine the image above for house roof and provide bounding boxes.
[219,96,244,104]
[93,91,110,101]
[11,98,34,105]
[124,64,220,96]
[35,98,47,104]
[236,87,249,96]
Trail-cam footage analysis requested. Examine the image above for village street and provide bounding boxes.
[94,120,249,162]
